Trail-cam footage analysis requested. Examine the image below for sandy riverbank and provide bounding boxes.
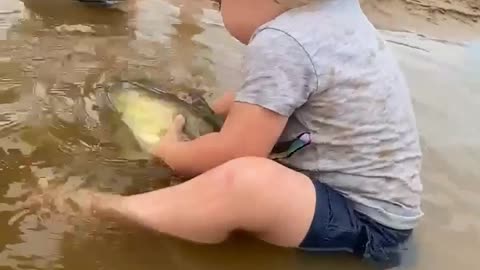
[113,0,480,42]
[361,0,480,41]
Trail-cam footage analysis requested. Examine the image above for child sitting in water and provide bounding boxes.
[91,0,423,266]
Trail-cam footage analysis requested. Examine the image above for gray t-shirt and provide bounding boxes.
[235,0,423,230]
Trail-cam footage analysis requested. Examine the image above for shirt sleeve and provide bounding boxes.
[235,28,317,117]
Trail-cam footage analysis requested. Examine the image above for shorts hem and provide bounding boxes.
[299,178,414,266]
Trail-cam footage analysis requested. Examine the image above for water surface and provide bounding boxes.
[0,1,479,270]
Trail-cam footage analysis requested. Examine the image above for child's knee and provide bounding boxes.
[219,157,279,197]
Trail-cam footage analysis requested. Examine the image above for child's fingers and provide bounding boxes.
[172,114,186,134]
[163,114,186,141]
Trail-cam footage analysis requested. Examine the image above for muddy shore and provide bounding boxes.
[361,0,480,41]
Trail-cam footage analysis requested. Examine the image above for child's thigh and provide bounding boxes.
[217,157,317,247]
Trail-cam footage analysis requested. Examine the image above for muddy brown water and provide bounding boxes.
[0,0,479,270]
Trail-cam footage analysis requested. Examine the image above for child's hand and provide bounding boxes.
[163,114,187,144]
[153,102,288,177]
[154,114,187,166]
[211,91,235,116]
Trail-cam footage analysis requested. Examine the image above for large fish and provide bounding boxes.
[98,80,223,155]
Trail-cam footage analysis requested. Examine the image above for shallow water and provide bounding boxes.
[0,1,479,270]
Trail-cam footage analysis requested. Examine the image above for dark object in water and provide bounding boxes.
[76,0,123,6]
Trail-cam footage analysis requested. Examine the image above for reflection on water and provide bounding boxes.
[383,31,480,270]
[0,0,24,40]
[0,1,479,270]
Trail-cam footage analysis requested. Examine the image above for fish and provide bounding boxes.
[98,80,223,155]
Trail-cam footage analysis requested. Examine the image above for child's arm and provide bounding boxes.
[211,90,236,116]
[155,101,288,177]
[156,28,318,177]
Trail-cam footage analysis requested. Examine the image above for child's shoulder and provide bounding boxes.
[247,0,393,92]
[262,1,365,35]
[250,0,374,59]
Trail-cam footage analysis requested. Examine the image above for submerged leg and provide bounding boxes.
[91,157,316,247]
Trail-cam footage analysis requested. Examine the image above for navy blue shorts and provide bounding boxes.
[299,179,413,268]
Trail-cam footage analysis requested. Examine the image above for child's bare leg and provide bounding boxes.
[92,157,316,247]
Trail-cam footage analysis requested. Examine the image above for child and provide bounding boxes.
[90,0,423,266]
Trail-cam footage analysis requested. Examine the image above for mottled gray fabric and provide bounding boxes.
[235,0,423,230]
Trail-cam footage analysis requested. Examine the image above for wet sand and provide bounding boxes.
[361,0,480,41]
[0,1,479,270]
